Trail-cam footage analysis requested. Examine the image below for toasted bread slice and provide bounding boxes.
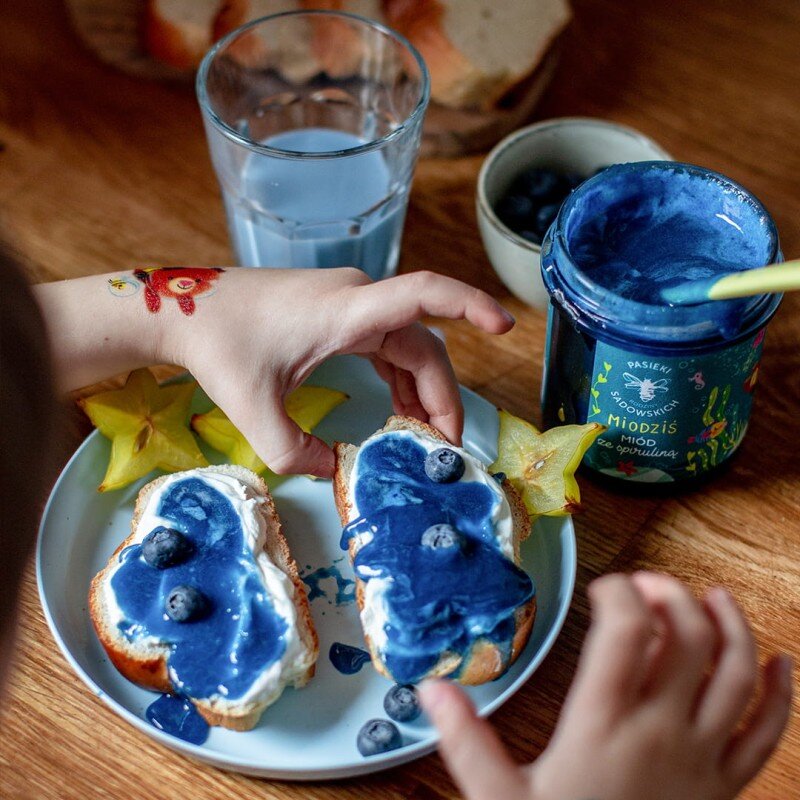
[333,416,535,685]
[89,464,318,731]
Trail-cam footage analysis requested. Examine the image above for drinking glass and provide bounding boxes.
[197,10,430,280]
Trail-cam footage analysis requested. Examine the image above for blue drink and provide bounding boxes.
[225,128,407,280]
[197,11,429,279]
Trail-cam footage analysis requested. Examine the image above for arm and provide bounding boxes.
[34,271,171,392]
[34,266,515,477]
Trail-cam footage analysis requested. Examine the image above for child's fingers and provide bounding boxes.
[566,574,654,718]
[393,365,428,422]
[352,271,515,336]
[246,394,336,478]
[630,572,717,712]
[723,655,793,792]
[695,587,758,740]
[419,680,528,800]
[378,323,464,445]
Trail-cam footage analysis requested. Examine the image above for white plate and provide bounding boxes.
[37,355,576,780]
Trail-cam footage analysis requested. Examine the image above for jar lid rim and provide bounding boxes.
[545,161,781,343]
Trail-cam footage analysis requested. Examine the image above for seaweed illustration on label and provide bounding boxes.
[686,385,732,474]
[623,373,669,402]
[589,361,612,418]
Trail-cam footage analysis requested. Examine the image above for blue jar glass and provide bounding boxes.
[540,162,782,486]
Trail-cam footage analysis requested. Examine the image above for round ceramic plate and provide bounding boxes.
[37,354,576,780]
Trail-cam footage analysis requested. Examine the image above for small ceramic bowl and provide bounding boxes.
[476,117,672,309]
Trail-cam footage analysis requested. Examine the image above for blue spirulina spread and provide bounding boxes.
[541,162,781,485]
[111,476,288,700]
[341,432,534,684]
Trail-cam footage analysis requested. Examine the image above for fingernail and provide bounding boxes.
[500,307,516,325]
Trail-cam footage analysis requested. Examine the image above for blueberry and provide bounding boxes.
[421,523,462,550]
[424,448,465,483]
[517,229,541,245]
[495,193,534,231]
[356,719,402,756]
[564,171,586,189]
[491,471,507,484]
[534,203,561,238]
[165,585,209,622]
[514,167,564,202]
[383,684,422,722]
[142,526,191,569]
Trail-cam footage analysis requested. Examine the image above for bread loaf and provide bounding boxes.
[144,0,570,110]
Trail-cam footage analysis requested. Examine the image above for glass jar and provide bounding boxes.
[540,161,782,486]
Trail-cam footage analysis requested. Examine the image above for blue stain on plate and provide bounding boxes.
[302,565,355,605]
[329,643,371,675]
[146,694,209,745]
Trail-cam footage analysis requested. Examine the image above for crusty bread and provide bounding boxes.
[385,0,571,110]
[89,464,318,731]
[146,0,568,112]
[144,0,232,69]
[333,416,535,685]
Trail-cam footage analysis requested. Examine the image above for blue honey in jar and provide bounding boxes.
[540,161,782,485]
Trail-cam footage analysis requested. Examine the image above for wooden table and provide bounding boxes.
[1,1,798,797]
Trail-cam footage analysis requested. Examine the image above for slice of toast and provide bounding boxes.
[333,416,536,685]
[89,464,318,731]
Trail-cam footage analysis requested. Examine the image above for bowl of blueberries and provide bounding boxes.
[477,117,671,309]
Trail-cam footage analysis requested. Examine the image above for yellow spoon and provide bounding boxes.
[661,260,800,305]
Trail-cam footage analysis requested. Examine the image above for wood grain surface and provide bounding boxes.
[1,1,798,798]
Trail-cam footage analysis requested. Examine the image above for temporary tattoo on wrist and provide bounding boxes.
[120,267,225,316]
[107,276,140,297]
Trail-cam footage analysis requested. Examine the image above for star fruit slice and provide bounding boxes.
[78,368,208,492]
[490,410,605,517]
[191,385,348,477]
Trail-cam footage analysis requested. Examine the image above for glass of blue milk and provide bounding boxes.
[196,10,430,280]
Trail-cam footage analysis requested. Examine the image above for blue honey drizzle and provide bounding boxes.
[329,642,371,674]
[146,694,209,745]
[302,564,355,605]
[340,433,534,684]
[111,476,288,700]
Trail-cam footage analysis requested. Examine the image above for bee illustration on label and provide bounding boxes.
[623,372,669,402]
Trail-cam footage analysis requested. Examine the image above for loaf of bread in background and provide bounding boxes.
[385,0,570,109]
[90,464,318,731]
[144,0,570,110]
[333,416,536,685]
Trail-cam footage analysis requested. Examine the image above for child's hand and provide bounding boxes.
[420,573,792,800]
[160,268,514,478]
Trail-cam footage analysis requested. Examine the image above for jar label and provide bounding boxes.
[575,329,766,483]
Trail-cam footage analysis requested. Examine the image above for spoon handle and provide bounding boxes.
[662,259,800,305]
[708,260,800,300]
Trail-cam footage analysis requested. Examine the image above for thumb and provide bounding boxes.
[246,394,335,478]
[419,680,528,800]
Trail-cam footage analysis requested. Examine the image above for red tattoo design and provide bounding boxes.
[133,267,224,315]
